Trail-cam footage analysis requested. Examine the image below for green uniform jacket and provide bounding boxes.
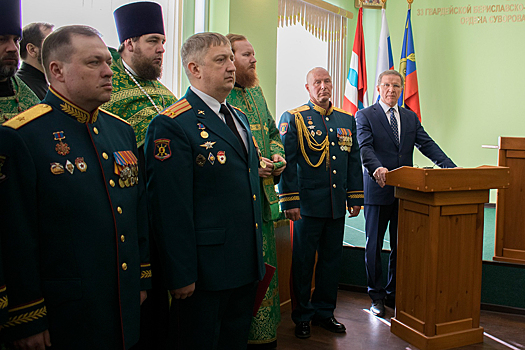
[227,85,285,222]
[145,88,265,291]
[278,101,364,218]
[0,76,40,123]
[0,88,151,349]
[102,49,177,148]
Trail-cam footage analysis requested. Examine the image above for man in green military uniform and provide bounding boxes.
[102,1,177,150]
[105,4,177,348]
[227,33,285,349]
[0,0,40,123]
[0,25,150,349]
[278,67,364,339]
[145,32,265,350]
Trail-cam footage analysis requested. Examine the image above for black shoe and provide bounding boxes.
[312,316,346,333]
[370,299,385,317]
[385,294,396,309]
[295,321,311,339]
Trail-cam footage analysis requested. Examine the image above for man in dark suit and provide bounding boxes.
[145,32,264,350]
[355,70,456,317]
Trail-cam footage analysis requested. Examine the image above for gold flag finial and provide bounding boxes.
[359,0,363,8]
[381,0,386,8]
[407,0,413,9]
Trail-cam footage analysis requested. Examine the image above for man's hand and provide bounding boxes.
[284,208,302,221]
[140,290,147,305]
[348,205,361,218]
[373,167,388,188]
[271,154,286,176]
[170,282,195,299]
[13,330,51,350]
[258,157,274,178]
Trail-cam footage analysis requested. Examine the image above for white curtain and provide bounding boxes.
[278,0,347,108]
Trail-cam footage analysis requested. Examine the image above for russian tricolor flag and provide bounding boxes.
[398,6,421,121]
[343,6,368,116]
[373,7,394,103]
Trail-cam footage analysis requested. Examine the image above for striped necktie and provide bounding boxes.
[389,107,399,146]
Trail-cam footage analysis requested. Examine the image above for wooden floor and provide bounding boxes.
[276,290,525,350]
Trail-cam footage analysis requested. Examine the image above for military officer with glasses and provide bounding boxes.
[355,69,456,318]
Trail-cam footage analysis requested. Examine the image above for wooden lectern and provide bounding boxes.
[386,166,509,350]
[494,137,525,264]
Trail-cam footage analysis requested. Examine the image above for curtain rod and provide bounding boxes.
[302,0,354,19]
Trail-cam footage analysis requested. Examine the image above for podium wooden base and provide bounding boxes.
[391,318,483,350]
[384,166,509,350]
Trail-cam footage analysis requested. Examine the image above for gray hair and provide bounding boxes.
[377,70,404,87]
[181,32,230,77]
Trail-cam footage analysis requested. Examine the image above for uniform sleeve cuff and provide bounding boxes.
[279,192,300,210]
[2,298,48,342]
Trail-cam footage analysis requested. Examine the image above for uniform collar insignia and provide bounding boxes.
[310,100,334,116]
[49,87,99,124]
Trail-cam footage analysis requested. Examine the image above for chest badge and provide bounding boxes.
[196,154,206,167]
[53,131,70,156]
[75,157,87,172]
[200,141,216,149]
[65,160,75,174]
[217,151,226,164]
[50,162,64,175]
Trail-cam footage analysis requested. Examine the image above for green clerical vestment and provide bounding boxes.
[0,76,40,123]
[102,49,177,147]
[227,85,284,345]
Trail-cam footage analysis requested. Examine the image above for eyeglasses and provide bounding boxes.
[379,83,402,89]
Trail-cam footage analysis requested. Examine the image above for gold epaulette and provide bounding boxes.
[288,105,310,114]
[99,108,131,125]
[3,104,52,129]
[161,99,192,119]
[333,107,354,117]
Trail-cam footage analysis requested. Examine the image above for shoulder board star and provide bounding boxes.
[3,104,52,129]
[161,99,192,119]
[99,108,131,125]
[288,105,310,114]
[333,107,354,117]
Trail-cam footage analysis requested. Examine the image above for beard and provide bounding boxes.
[0,54,19,80]
[235,64,259,88]
[130,48,162,81]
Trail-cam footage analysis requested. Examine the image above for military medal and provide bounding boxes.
[53,131,70,156]
[208,152,216,165]
[316,130,322,136]
[114,151,139,188]
[311,130,315,137]
[65,160,75,174]
[198,123,209,139]
[217,151,226,164]
[307,116,313,125]
[196,154,206,167]
[50,162,64,175]
[75,157,87,172]
[200,141,216,149]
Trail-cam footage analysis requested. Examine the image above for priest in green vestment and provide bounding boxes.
[0,0,39,124]
[101,2,177,149]
[227,34,286,349]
